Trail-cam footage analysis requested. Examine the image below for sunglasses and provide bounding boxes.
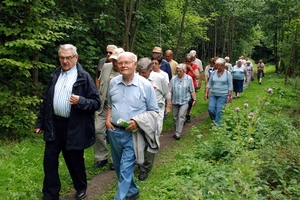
[106,51,113,54]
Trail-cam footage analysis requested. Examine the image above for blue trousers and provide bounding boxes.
[107,128,139,200]
[208,94,227,125]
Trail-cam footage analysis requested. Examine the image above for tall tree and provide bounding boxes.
[0,0,70,137]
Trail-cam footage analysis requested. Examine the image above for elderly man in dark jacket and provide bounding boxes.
[35,44,100,200]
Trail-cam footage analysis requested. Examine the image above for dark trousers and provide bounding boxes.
[42,118,87,200]
[139,149,156,173]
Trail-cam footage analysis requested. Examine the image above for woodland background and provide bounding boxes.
[0,0,299,138]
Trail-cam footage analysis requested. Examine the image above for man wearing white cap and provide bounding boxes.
[93,48,124,170]
[95,45,118,88]
[190,50,204,90]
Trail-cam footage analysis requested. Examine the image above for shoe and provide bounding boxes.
[138,171,148,181]
[93,159,108,168]
[109,163,115,170]
[75,189,87,200]
[174,134,180,140]
[185,115,191,123]
[126,192,140,200]
[259,82,261,84]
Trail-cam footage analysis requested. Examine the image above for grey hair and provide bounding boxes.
[117,52,138,62]
[215,58,226,65]
[137,57,152,71]
[106,44,118,50]
[176,63,186,71]
[58,44,77,55]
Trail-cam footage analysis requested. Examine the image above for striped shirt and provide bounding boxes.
[53,66,78,117]
[170,74,194,105]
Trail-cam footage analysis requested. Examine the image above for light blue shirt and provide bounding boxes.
[170,74,194,105]
[227,63,233,72]
[232,65,245,80]
[206,70,233,96]
[108,74,159,125]
[53,66,78,117]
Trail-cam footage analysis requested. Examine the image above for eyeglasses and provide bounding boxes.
[106,51,113,54]
[118,61,134,66]
[58,55,76,61]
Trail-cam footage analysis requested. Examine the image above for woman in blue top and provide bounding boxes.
[204,58,233,125]
[232,60,248,98]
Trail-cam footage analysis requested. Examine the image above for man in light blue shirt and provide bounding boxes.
[106,52,158,200]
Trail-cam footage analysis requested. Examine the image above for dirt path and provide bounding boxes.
[61,112,209,200]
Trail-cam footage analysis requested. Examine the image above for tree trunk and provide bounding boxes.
[123,0,134,50]
[32,50,39,96]
[285,26,298,84]
[214,18,217,57]
[174,0,189,58]
[274,31,279,73]
[129,0,141,52]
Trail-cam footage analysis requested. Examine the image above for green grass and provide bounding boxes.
[1,64,300,199]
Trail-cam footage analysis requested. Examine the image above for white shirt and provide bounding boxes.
[53,66,78,117]
[147,71,170,107]
[158,70,169,84]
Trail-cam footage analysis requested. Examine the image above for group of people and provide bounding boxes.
[204,55,266,126]
[34,43,266,200]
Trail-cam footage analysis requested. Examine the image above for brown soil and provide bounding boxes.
[60,112,209,200]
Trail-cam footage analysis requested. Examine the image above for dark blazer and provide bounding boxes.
[35,63,101,150]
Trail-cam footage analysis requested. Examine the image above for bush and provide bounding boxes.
[166,88,300,199]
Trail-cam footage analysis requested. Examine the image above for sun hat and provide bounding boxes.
[152,46,162,54]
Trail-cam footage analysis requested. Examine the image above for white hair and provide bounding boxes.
[58,44,77,55]
[215,58,226,65]
[117,52,138,62]
[176,63,186,71]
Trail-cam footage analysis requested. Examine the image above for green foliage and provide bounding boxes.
[161,73,300,199]
[0,90,41,139]
[0,0,72,137]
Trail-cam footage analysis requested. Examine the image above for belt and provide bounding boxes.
[54,115,69,121]
[112,124,126,130]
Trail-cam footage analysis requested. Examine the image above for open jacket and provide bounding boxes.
[35,63,101,150]
[131,111,160,164]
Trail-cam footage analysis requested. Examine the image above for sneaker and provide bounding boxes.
[109,163,115,170]
[93,159,108,168]
[185,115,191,123]
[138,171,148,181]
